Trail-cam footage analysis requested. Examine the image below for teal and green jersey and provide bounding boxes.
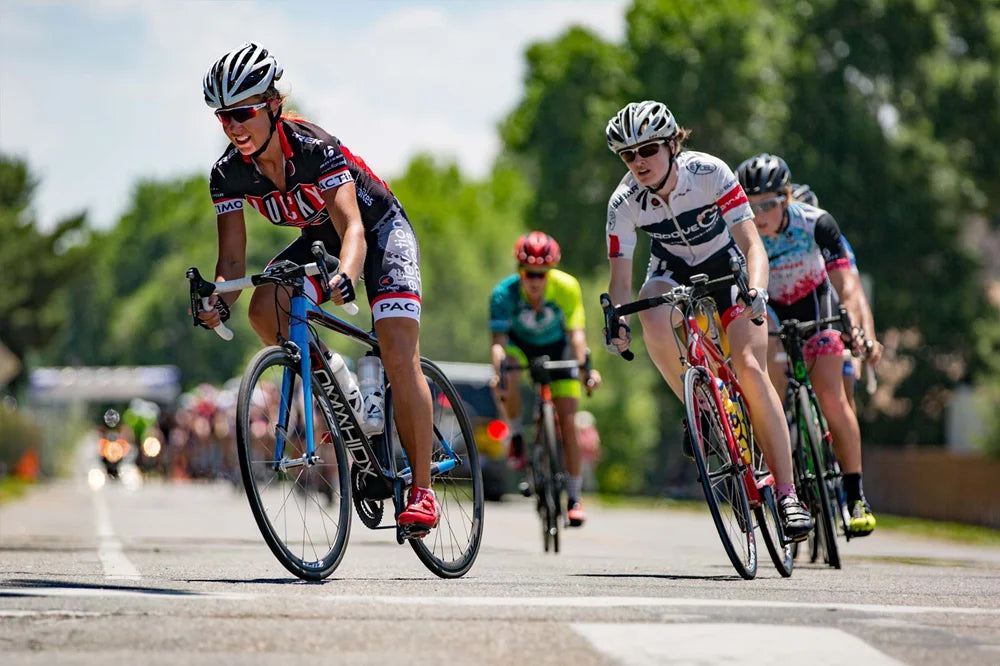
[489,269,585,350]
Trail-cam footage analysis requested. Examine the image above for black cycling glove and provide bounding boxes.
[196,298,231,330]
[333,272,356,304]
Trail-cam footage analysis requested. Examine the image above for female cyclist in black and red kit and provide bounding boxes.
[196,42,438,534]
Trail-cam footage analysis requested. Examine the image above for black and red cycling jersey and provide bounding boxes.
[209,118,394,229]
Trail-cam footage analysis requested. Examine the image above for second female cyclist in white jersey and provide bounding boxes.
[602,101,813,539]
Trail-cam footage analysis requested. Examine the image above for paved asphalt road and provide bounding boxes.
[2,445,999,665]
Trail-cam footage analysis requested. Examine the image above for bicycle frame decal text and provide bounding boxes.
[313,363,380,481]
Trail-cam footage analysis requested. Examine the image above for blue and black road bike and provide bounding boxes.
[187,241,484,580]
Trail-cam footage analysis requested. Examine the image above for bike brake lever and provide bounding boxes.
[729,258,764,326]
[600,293,634,361]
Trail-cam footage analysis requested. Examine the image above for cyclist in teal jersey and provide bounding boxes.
[490,232,601,526]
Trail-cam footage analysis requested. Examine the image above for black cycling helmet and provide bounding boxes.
[736,153,791,195]
[791,183,819,206]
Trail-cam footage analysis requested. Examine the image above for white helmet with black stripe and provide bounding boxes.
[606,100,678,153]
[203,42,283,109]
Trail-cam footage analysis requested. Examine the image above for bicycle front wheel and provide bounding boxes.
[684,368,757,580]
[796,388,841,569]
[236,346,352,581]
[748,402,793,577]
[387,359,484,578]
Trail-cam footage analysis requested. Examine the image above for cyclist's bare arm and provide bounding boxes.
[730,220,769,317]
[321,182,366,304]
[196,210,247,329]
[608,256,633,311]
[569,328,601,390]
[829,267,882,362]
[606,257,634,352]
[490,333,508,377]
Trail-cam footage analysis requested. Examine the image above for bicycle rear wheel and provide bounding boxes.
[796,389,841,569]
[387,359,484,578]
[236,346,352,581]
[684,368,757,579]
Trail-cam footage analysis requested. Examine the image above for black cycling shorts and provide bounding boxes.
[268,198,422,322]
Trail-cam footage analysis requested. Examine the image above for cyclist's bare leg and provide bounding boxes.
[376,317,433,488]
[843,355,861,413]
[248,283,291,344]
[636,281,686,399]
[553,396,581,477]
[497,368,523,424]
[726,317,795,486]
[809,353,862,474]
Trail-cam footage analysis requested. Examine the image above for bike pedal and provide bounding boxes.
[399,523,432,540]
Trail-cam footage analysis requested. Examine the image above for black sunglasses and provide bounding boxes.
[215,101,269,125]
[618,142,664,163]
[520,269,548,280]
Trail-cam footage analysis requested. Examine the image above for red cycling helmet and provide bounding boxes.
[513,231,561,268]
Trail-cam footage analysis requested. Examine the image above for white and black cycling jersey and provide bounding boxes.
[606,151,754,270]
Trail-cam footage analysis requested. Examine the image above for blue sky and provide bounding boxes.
[0,0,626,230]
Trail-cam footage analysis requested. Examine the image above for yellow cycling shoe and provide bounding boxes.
[847,500,876,537]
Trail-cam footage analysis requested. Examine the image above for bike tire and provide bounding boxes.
[821,432,851,540]
[755,485,793,577]
[684,368,757,580]
[541,402,562,554]
[390,359,484,578]
[236,346,352,581]
[797,389,841,569]
[747,399,792,577]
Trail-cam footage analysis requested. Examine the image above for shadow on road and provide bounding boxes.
[1,578,202,596]
[570,572,739,582]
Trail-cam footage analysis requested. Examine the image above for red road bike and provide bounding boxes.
[602,258,793,579]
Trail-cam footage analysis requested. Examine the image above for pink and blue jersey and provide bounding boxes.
[761,202,851,306]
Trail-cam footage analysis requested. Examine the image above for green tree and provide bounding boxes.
[388,154,530,363]
[500,27,636,275]
[0,155,88,385]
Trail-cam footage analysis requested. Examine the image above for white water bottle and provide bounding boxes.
[357,354,385,435]
[327,352,363,422]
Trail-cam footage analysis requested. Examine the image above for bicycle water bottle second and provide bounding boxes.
[327,352,364,422]
[715,377,751,465]
[357,355,385,436]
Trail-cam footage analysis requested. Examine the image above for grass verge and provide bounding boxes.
[0,476,32,503]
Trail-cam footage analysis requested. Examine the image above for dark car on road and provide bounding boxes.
[435,362,511,501]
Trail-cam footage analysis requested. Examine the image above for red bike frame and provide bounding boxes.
[681,310,771,510]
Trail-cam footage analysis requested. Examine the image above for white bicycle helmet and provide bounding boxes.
[606,100,678,153]
[203,42,283,109]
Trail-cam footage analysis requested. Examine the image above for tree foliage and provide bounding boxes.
[0,155,88,384]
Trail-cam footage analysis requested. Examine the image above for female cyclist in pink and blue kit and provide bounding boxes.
[737,154,877,536]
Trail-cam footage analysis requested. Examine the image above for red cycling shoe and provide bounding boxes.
[567,500,586,527]
[398,486,440,538]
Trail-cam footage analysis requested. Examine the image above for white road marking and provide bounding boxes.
[320,594,1000,616]
[571,622,906,665]
[92,489,141,580]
